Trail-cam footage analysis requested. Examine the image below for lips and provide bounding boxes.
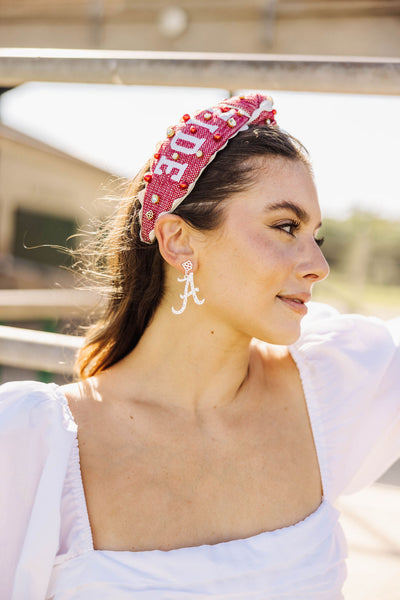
[276,293,311,315]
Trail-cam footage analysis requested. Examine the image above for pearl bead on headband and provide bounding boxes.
[138,93,277,243]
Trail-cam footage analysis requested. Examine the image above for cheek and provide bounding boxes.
[242,231,293,279]
[217,235,291,295]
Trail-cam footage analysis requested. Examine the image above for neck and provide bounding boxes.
[108,299,254,414]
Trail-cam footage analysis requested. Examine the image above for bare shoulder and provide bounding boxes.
[59,378,100,425]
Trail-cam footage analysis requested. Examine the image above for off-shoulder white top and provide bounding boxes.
[1,305,399,600]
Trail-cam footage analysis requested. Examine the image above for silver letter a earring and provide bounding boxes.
[171,260,205,315]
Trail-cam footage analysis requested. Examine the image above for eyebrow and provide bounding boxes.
[265,201,322,229]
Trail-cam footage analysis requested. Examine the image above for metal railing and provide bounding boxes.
[0,325,82,375]
[0,288,101,321]
[0,289,97,376]
[0,48,399,94]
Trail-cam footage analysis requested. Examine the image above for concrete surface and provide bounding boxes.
[338,482,400,600]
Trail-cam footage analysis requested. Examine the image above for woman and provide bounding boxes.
[1,93,399,599]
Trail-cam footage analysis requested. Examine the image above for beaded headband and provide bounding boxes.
[138,92,277,243]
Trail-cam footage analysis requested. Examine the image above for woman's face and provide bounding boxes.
[197,157,329,345]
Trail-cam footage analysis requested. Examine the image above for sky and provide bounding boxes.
[1,82,400,220]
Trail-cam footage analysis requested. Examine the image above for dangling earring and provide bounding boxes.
[171,260,205,315]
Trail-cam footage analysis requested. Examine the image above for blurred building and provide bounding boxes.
[0,0,399,57]
[0,122,114,288]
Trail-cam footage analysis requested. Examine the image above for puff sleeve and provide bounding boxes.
[290,305,400,501]
[0,381,76,600]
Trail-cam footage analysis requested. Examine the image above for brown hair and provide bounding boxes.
[75,125,310,378]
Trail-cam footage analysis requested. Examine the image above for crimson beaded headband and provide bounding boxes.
[138,92,277,243]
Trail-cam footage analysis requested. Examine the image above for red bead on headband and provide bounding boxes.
[138,93,277,243]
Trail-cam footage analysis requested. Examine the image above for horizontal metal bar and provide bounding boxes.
[0,48,399,94]
[1,1,400,18]
[0,325,83,374]
[0,289,102,321]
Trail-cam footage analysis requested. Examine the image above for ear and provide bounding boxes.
[154,213,197,273]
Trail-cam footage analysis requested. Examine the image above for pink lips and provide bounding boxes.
[277,293,311,315]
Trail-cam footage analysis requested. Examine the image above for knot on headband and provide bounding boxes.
[138,93,277,243]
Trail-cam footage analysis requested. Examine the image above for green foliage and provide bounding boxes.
[314,211,400,317]
[320,211,400,286]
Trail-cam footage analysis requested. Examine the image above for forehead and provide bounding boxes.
[226,156,320,219]
[252,155,314,191]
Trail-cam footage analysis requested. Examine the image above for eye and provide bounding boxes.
[273,220,301,237]
[315,236,325,247]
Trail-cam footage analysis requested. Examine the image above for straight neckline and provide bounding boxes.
[51,343,329,556]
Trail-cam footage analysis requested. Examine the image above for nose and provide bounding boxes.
[297,240,330,283]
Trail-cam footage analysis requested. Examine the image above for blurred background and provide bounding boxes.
[0,3,399,596]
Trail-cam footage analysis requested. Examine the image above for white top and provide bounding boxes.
[1,304,399,600]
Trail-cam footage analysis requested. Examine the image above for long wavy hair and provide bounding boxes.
[75,125,310,379]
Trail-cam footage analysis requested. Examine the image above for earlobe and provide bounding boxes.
[154,214,196,272]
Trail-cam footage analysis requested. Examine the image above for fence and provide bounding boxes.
[0,48,399,94]
[0,289,97,378]
[0,324,82,375]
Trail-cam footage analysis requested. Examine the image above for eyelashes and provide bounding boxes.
[274,219,301,236]
[272,220,325,247]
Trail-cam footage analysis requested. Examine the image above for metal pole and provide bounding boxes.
[0,325,82,375]
[0,48,399,95]
[0,289,102,321]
